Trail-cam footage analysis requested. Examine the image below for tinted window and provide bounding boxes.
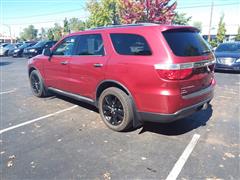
[32,41,46,48]
[110,34,152,56]
[215,43,240,53]
[52,36,77,56]
[46,41,56,48]
[76,34,104,56]
[162,29,210,56]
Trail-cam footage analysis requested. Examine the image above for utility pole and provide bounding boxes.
[208,0,214,42]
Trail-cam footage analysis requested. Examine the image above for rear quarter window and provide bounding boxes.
[162,29,210,57]
[110,33,152,56]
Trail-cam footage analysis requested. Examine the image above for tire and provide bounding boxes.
[29,70,48,97]
[98,87,134,132]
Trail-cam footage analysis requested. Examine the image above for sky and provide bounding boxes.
[0,0,240,38]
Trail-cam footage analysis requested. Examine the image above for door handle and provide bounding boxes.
[61,61,68,65]
[93,63,103,68]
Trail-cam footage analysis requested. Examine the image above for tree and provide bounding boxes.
[20,25,38,40]
[63,18,70,35]
[39,27,47,40]
[47,28,54,40]
[86,0,119,27]
[172,12,191,25]
[120,0,177,24]
[193,21,202,32]
[235,26,240,41]
[216,14,226,44]
[52,23,63,41]
[69,18,86,32]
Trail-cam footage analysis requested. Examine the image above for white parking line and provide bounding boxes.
[0,105,78,134]
[166,134,201,180]
[0,89,17,95]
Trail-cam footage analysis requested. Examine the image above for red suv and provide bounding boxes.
[28,24,215,131]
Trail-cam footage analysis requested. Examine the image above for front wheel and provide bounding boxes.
[98,87,134,132]
[29,70,48,97]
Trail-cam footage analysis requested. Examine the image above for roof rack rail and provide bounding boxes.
[90,23,159,30]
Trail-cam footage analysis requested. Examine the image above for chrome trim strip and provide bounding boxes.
[154,59,215,70]
[182,85,214,99]
[48,87,95,103]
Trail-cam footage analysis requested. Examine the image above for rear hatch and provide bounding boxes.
[158,28,215,96]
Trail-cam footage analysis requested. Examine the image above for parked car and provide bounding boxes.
[0,43,9,48]
[28,24,215,131]
[7,43,23,56]
[13,42,36,57]
[23,40,57,58]
[214,42,240,72]
[0,43,17,56]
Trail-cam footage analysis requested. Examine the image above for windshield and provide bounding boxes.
[215,43,240,53]
[162,29,210,56]
[32,41,46,48]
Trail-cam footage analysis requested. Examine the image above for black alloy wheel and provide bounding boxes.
[99,87,134,131]
[30,73,41,95]
[102,94,124,126]
[29,70,48,97]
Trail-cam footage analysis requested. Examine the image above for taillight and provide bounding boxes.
[154,59,215,80]
[157,69,192,80]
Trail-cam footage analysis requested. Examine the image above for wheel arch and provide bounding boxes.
[28,66,37,77]
[96,80,132,102]
[96,80,142,128]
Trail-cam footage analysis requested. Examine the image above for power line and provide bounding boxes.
[4,7,86,20]
[177,2,239,9]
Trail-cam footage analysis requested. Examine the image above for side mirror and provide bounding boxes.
[43,48,52,61]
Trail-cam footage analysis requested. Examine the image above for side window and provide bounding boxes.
[52,36,77,56]
[76,34,104,56]
[110,33,152,56]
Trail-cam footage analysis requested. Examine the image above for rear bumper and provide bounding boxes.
[138,96,212,123]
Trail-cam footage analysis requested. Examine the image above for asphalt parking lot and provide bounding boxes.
[0,57,239,180]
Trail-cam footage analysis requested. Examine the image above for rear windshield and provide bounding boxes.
[162,29,210,57]
[110,33,152,56]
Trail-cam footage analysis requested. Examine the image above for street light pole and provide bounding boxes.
[208,0,214,42]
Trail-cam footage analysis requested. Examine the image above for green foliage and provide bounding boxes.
[47,29,54,40]
[209,39,218,48]
[216,14,226,43]
[192,21,202,32]
[39,27,47,40]
[20,25,38,40]
[86,0,119,28]
[53,23,63,41]
[172,12,191,25]
[235,26,240,41]
[69,18,86,32]
[63,18,70,35]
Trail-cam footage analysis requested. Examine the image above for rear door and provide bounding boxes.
[69,33,108,99]
[44,36,78,92]
[162,29,215,95]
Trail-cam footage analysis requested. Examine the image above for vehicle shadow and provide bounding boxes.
[139,105,213,136]
[50,94,99,113]
[0,62,13,66]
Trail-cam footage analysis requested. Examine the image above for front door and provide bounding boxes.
[44,36,78,92]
